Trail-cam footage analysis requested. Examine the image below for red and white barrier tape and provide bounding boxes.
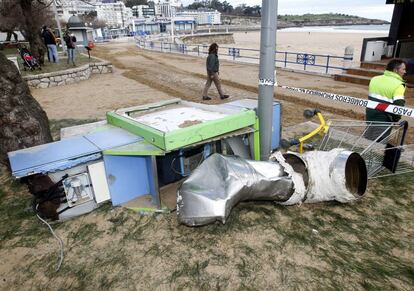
[276,85,414,119]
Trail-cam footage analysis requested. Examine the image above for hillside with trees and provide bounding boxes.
[183,0,389,26]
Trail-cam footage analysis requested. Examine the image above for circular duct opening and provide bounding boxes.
[283,153,309,188]
[345,153,367,196]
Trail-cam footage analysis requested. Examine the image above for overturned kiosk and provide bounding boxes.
[7,0,413,226]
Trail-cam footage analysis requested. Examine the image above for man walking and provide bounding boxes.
[202,43,229,101]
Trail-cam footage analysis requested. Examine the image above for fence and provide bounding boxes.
[136,38,353,75]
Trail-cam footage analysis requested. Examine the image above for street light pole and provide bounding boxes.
[258,0,278,160]
[170,5,175,41]
[52,0,66,53]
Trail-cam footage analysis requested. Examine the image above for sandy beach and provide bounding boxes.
[231,30,388,66]
[31,41,413,141]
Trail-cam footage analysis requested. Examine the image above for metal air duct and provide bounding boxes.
[177,149,367,226]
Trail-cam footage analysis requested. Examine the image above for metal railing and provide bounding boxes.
[136,38,353,75]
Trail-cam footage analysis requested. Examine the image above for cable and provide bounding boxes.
[35,204,64,272]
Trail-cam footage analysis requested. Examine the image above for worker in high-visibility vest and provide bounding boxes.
[365,59,407,141]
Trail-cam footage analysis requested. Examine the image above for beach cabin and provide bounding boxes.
[361,0,414,61]
[335,0,414,86]
[386,0,414,59]
[130,17,196,35]
[67,15,94,47]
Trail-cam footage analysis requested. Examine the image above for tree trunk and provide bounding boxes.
[0,52,52,167]
[19,0,45,65]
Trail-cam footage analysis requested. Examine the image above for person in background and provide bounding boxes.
[365,59,407,140]
[63,31,77,66]
[41,25,58,63]
[202,43,229,101]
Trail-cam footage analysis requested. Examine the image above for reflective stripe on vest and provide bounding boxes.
[368,70,405,103]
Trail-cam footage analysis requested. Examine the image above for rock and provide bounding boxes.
[65,77,75,84]
[29,79,40,86]
[38,82,49,89]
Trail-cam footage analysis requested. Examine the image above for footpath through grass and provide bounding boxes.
[0,119,413,290]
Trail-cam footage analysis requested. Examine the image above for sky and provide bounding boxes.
[182,0,395,21]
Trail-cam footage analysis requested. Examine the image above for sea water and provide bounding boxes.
[279,24,390,34]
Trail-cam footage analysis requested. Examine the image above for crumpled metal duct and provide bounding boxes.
[177,149,367,226]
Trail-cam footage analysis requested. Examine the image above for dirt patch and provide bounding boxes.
[178,119,203,128]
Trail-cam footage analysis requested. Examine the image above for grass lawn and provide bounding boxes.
[1,47,20,56]
[20,54,99,76]
[0,119,413,290]
[2,47,99,76]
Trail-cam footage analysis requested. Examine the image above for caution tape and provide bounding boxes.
[276,85,414,119]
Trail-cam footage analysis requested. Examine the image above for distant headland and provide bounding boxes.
[221,13,389,29]
[276,13,389,28]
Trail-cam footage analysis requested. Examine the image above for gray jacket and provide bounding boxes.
[206,53,219,75]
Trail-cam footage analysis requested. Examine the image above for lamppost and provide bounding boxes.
[258,0,278,160]
[170,5,175,41]
[52,0,66,52]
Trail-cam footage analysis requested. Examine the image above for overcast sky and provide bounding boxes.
[182,0,394,21]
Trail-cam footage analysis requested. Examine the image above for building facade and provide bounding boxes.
[56,0,132,29]
[132,5,156,18]
[96,1,132,28]
[56,0,97,22]
[176,9,221,25]
[130,16,195,35]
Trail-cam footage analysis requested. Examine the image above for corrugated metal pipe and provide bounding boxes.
[177,149,367,226]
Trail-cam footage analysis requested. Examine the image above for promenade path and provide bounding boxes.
[32,41,414,141]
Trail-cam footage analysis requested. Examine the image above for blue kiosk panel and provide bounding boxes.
[103,155,158,206]
[8,136,100,177]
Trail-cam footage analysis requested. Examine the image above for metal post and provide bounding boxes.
[304,54,307,70]
[258,0,278,160]
[170,5,175,41]
[326,55,330,74]
[52,0,66,53]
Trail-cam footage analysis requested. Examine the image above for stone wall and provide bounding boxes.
[181,33,235,45]
[24,61,113,89]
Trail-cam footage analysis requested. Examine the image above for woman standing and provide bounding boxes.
[64,31,77,66]
[202,43,229,101]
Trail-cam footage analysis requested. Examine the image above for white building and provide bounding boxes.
[56,0,132,29]
[176,9,221,25]
[96,2,132,28]
[154,0,182,18]
[129,16,195,35]
[56,0,97,22]
[132,5,156,18]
